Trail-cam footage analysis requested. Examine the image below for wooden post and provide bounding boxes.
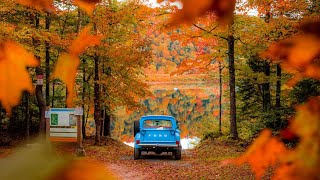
[45,107,52,151]
[76,115,85,156]
[45,107,50,141]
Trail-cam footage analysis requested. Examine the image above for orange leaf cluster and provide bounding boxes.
[229,129,287,179]
[227,96,320,179]
[74,0,101,15]
[15,0,100,14]
[263,17,320,85]
[274,96,320,179]
[158,0,236,26]
[49,159,116,180]
[0,41,39,114]
[52,26,101,107]
[16,0,54,11]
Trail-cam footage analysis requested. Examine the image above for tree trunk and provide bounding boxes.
[263,10,271,112]
[31,12,46,136]
[103,109,111,137]
[262,62,271,111]
[82,58,87,139]
[36,67,46,135]
[103,66,112,137]
[52,81,55,107]
[94,55,102,145]
[77,8,87,139]
[24,92,30,142]
[45,12,51,106]
[276,64,281,108]
[65,88,68,108]
[228,34,238,139]
[275,64,282,122]
[218,61,222,135]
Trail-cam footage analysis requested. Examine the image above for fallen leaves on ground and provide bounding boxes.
[58,137,255,179]
[0,41,39,114]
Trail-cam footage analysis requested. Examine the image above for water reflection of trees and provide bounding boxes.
[116,89,225,140]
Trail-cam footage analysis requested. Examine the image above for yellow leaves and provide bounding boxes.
[228,129,287,179]
[52,26,101,107]
[159,0,236,26]
[0,41,39,114]
[74,0,101,16]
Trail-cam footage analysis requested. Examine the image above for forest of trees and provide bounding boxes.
[0,0,319,178]
[0,0,319,142]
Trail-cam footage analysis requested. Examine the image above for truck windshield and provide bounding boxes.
[143,119,172,128]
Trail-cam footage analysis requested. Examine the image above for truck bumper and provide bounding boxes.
[139,144,178,148]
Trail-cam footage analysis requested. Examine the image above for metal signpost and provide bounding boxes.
[46,108,85,156]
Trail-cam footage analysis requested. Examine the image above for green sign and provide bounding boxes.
[51,114,58,126]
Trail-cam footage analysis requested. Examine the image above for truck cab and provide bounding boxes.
[133,115,181,160]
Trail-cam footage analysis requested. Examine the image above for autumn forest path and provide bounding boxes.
[76,137,256,180]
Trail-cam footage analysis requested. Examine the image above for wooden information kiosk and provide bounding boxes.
[45,108,85,156]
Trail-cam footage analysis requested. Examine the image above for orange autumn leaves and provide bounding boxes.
[0,0,102,113]
[228,129,288,179]
[0,25,100,113]
[16,0,100,15]
[263,17,320,85]
[158,0,236,25]
[49,159,116,180]
[228,97,320,179]
[0,42,39,114]
[52,26,101,107]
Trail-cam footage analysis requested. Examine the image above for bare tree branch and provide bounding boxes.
[235,37,248,45]
[192,23,228,41]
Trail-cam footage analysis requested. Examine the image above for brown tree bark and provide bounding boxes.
[276,64,281,108]
[218,61,223,135]
[24,92,30,142]
[275,64,282,122]
[82,58,87,139]
[263,10,271,112]
[45,12,51,106]
[262,62,271,111]
[36,67,46,135]
[103,108,111,137]
[228,34,238,139]
[94,55,102,145]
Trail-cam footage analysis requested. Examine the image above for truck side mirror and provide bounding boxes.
[176,120,180,129]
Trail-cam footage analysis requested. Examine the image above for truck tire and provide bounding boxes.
[134,120,140,136]
[174,147,182,160]
[134,148,140,160]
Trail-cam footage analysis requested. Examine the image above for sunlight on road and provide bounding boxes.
[124,137,200,149]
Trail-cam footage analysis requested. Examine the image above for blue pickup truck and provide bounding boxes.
[133,115,182,160]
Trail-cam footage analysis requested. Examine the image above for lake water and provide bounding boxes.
[124,137,200,149]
